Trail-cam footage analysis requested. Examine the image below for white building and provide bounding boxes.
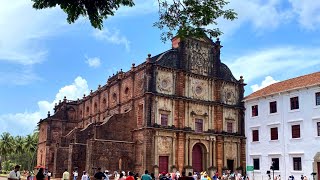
[244,72,320,180]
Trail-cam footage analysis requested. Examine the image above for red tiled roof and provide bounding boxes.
[245,71,320,100]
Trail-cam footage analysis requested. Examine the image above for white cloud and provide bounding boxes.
[251,76,279,92]
[116,0,158,16]
[85,56,101,68]
[288,0,320,30]
[224,46,320,84]
[0,1,66,64]
[0,0,68,85]
[0,76,89,136]
[93,29,131,51]
[215,0,293,38]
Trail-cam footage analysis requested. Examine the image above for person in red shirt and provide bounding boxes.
[126,172,135,180]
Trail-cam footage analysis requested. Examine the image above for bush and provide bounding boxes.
[2,160,15,171]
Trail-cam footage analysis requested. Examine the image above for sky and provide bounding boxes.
[0,0,320,136]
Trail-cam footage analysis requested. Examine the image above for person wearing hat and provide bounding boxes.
[160,172,168,180]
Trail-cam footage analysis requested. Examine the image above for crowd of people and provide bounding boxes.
[6,165,310,180]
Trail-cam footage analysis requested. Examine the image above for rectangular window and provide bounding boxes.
[160,114,168,126]
[271,158,280,170]
[292,125,301,138]
[293,157,302,171]
[195,119,203,133]
[317,122,320,136]
[252,130,259,142]
[316,92,320,106]
[290,97,299,110]
[270,101,277,113]
[252,105,258,117]
[270,127,278,140]
[253,158,260,170]
[227,122,233,133]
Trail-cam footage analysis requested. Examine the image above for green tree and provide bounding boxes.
[31,0,237,41]
[14,136,25,155]
[24,132,38,170]
[0,132,13,161]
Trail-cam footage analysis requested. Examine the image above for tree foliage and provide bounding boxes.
[0,132,38,171]
[31,0,237,41]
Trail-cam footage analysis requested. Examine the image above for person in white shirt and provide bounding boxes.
[47,171,52,180]
[82,171,88,180]
[74,170,79,180]
[104,170,112,180]
[8,165,21,180]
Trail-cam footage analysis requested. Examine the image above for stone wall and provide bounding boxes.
[54,147,69,178]
[86,139,135,175]
[96,110,135,141]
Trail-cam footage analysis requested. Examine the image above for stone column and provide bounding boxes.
[213,138,216,167]
[176,132,185,171]
[155,135,159,165]
[209,137,213,167]
[184,136,188,166]
[216,136,224,175]
[172,135,176,167]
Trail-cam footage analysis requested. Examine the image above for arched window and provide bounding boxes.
[102,98,106,109]
[125,87,129,95]
[86,106,90,115]
[113,93,117,101]
[94,103,98,113]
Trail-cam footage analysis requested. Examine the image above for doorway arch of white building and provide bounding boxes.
[313,152,320,180]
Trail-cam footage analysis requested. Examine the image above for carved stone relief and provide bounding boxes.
[158,136,172,154]
[190,78,208,100]
[185,40,210,76]
[225,142,237,160]
[221,82,239,105]
[156,70,174,94]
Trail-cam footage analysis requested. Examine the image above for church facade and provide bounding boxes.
[37,37,246,177]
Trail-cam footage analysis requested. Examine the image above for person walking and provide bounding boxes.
[104,170,112,180]
[141,170,152,180]
[36,168,45,180]
[74,170,79,180]
[63,169,70,180]
[8,165,21,180]
[82,171,89,180]
[47,171,52,180]
[126,172,135,180]
[94,168,106,180]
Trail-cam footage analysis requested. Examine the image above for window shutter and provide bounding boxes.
[252,130,259,141]
[292,125,300,138]
[270,127,278,140]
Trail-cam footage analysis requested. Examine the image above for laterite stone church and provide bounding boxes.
[37,36,246,178]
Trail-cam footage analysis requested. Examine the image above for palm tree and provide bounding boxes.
[24,132,38,170]
[0,132,13,161]
[14,136,25,155]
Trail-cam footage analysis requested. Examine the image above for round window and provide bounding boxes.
[195,86,203,95]
[161,79,168,88]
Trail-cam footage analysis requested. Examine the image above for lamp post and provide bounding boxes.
[267,171,271,180]
[270,161,275,180]
[311,172,317,180]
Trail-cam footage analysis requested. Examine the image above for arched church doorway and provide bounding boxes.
[192,143,205,172]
